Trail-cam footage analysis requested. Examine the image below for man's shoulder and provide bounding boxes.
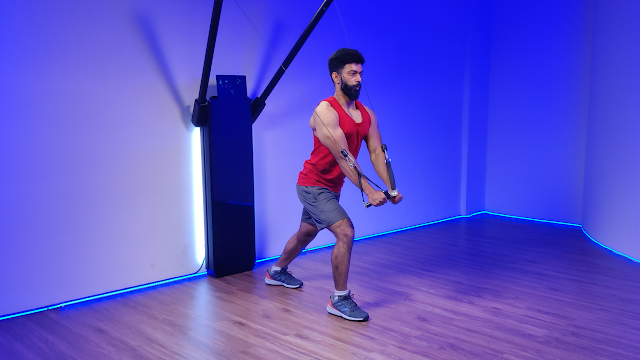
[358,102,374,116]
[317,99,334,109]
[358,102,376,124]
[315,100,338,117]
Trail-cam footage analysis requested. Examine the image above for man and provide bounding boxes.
[265,48,403,321]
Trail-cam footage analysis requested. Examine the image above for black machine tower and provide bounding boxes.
[191,0,335,277]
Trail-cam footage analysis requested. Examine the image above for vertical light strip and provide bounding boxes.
[192,128,205,264]
[460,15,473,215]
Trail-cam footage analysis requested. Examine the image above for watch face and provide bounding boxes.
[390,190,398,197]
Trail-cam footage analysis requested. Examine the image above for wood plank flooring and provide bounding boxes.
[1,214,639,359]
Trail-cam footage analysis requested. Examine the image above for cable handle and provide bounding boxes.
[341,148,394,208]
[364,190,391,208]
[381,144,398,197]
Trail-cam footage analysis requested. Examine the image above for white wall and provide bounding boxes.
[484,0,640,261]
[484,0,593,224]
[251,0,484,257]
[1,0,484,317]
[461,0,491,215]
[0,0,213,316]
[8,0,635,319]
[582,0,640,260]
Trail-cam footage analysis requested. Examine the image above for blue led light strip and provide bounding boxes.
[256,211,486,263]
[481,211,639,263]
[0,271,206,321]
[4,210,638,321]
[257,210,640,264]
[580,230,639,262]
[481,211,581,227]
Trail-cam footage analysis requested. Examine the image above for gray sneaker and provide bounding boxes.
[326,291,369,321]
[265,266,303,288]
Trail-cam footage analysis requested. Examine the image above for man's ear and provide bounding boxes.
[332,71,340,85]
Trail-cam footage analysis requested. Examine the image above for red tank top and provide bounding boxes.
[297,96,371,192]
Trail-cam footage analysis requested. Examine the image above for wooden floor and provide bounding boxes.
[1,214,639,359]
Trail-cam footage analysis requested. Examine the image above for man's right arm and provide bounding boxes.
[311,103,387,207]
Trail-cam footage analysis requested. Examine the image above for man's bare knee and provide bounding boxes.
[328,218,354,240]
[298,222,319,242]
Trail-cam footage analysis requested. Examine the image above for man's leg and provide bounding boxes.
[274,222,319,268]
[326,218,354,291]
[325,217,369,321]
[265,221,318,289]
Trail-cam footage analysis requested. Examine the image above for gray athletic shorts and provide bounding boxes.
[296,185,349,231]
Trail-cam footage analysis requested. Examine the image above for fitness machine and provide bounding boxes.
[191,0,335,277]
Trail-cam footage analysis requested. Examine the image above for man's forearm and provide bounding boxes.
[336,155,376,195]
[371,149,391,190]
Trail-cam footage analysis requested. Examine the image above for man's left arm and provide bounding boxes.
[364,107,403,205]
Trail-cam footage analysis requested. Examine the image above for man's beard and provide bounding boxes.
[340,77,361,101]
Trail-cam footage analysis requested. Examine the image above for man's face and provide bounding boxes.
[337,63,362,101]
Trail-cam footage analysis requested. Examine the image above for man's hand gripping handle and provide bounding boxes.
[363,144,398,208]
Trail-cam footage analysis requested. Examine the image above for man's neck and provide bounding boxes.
[333,91,357,111]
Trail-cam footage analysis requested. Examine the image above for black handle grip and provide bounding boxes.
[385,162,396,192]
[365,190,392,208]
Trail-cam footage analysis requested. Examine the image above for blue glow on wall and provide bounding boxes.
[2,210,637,322]
[2,0,639,324]
[484,212,639,263]
[257,211,640,264]
[0,272,206,321]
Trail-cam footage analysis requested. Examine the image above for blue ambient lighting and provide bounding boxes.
[354,211,486,240]
[481,211,581,227]
[580,230,639,262]
[481,211,638,262]
[4,211,637,321]
[255,255,281,263]
[0,272,207,321]
[226,202,254,206]
[256,211,486,263]
[257,211,639,264]
[1,129,209,323]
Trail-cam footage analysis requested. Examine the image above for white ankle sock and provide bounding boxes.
[270,266,282,272]
[334,289,349,297]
